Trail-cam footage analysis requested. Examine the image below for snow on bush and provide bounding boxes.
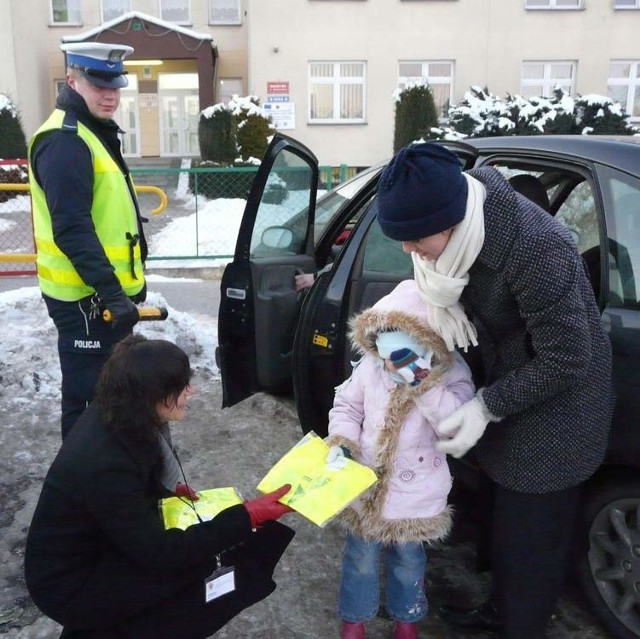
[429,86,639,140]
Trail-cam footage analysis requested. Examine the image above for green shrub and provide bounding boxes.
[188,161,258,200]
[0,165,28,203]
[0,94,27,160]
[393,83,439,152]
[198,106,236,163]
[237,113,273,161]
[431,86,638,139]
[198,96,274,168]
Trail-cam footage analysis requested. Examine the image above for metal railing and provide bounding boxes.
[0,163,357,274]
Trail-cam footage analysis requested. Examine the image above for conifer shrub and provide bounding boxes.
[195,96,274,199]
[430,86,638,140]
[0,94,28,160]
[198,105,236,164]
[393,82,439,152]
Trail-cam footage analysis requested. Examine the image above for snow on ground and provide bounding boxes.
[0,286,218,410]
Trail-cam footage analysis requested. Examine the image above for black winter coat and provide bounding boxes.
[462,167,613,493]
[24,403,256,630]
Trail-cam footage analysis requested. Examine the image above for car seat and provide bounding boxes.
[508,174,550,212]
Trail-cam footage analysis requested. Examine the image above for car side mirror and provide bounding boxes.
[261,226,294,250]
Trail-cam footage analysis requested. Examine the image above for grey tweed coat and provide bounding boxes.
[461,167,613,493]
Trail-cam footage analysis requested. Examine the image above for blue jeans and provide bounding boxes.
[338,533,427,623]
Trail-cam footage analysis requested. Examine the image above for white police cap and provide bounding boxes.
[60,42,134,89]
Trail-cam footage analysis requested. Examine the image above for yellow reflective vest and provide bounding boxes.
[29,109,144,301]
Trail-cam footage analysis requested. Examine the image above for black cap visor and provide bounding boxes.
[79,68,129,89]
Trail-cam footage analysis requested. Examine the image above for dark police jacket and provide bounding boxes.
[462,167,613,494]
[29,86,147,301]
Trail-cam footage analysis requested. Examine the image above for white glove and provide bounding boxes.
[326,445,348,470]
[436,397,491,459]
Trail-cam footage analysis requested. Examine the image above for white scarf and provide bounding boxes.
[412,173,486,352]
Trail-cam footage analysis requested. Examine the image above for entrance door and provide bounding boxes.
[115,76,140,157]
[159,73,200,156]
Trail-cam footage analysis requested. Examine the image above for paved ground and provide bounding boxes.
[0,275,613,639]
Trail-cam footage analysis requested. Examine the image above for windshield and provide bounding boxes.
[314,165,381,242]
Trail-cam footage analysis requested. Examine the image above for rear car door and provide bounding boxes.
[217,134,318,407]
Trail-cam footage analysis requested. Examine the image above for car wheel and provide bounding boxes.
[579,478,640,638]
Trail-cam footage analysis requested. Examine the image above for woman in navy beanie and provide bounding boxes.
[376,142,613,639]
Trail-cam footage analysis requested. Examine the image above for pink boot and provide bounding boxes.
[341,621,365,639]
[392,621,418,639]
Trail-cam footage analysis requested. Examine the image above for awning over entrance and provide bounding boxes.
[61,11,217,110]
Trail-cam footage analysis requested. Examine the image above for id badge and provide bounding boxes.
[204,556,235,603]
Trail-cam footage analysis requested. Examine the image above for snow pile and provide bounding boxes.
[0,287,218,409]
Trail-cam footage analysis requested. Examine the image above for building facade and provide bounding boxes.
[1,0,639,165]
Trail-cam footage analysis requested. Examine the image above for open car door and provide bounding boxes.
[217,134,319,408]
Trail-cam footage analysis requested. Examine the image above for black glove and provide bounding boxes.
[102,291,139,329]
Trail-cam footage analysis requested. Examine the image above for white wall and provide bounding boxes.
[246,0,640,166]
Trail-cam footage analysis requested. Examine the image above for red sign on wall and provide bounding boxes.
[267,81,289,95]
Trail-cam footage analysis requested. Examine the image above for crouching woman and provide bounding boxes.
[25,334,294,639]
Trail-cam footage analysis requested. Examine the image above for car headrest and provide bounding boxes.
[508,174,550,212]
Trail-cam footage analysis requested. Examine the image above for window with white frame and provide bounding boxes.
[614,0,640,7]
[525,0,582,8]
[309,61,366,123]
[160,0,191,24]
[209,0,241,24]
[51,0,81,24]
[102,0,132,22]
[398,61,454,117]
[608,61,640,120]
[521,61,576,98]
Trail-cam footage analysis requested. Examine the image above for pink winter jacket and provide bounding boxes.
[327,280,475,544]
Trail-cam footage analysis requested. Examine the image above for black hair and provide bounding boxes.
[95,334,192,435]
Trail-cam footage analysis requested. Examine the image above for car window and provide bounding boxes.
[554,181,599,255]
[313,166,380,243]
[250,149,314,257]
[598,166,640,309]
[361,217,413,276]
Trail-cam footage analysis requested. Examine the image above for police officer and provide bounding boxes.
[29,42,147,438]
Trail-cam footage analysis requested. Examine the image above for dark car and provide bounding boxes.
[217,133,640,639]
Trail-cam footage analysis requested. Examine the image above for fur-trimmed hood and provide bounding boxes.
[350,279,452,372]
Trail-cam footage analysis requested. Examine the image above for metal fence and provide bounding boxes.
[0,163,357,275]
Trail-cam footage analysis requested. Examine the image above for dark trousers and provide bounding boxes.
[489,481,581,639]
[43,295,131,438]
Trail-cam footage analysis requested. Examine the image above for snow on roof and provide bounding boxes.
[61,11,214,44]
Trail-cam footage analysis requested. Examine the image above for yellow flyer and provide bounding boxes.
[160,487,243,530]
[257,432,377,527]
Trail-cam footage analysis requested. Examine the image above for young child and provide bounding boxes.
[326,279,475,639]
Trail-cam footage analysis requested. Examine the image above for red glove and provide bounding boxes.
[174,482,199,501]
[243,484,293,528]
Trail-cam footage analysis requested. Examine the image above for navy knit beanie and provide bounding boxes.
[376,143,468,241]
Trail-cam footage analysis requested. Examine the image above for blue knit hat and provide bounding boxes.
[376,143,468,241]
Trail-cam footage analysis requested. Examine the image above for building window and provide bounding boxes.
[159,0,191,24]
[209,0,241,23]
[101,0,132,22]
[218,78,243,104]
[50,0,81,24]
[309,61,366,124]
[525,0,582,8]
[614,0,640,7]
[608,61,640,120]
[521,61,576,98]
[398,61,453,117]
